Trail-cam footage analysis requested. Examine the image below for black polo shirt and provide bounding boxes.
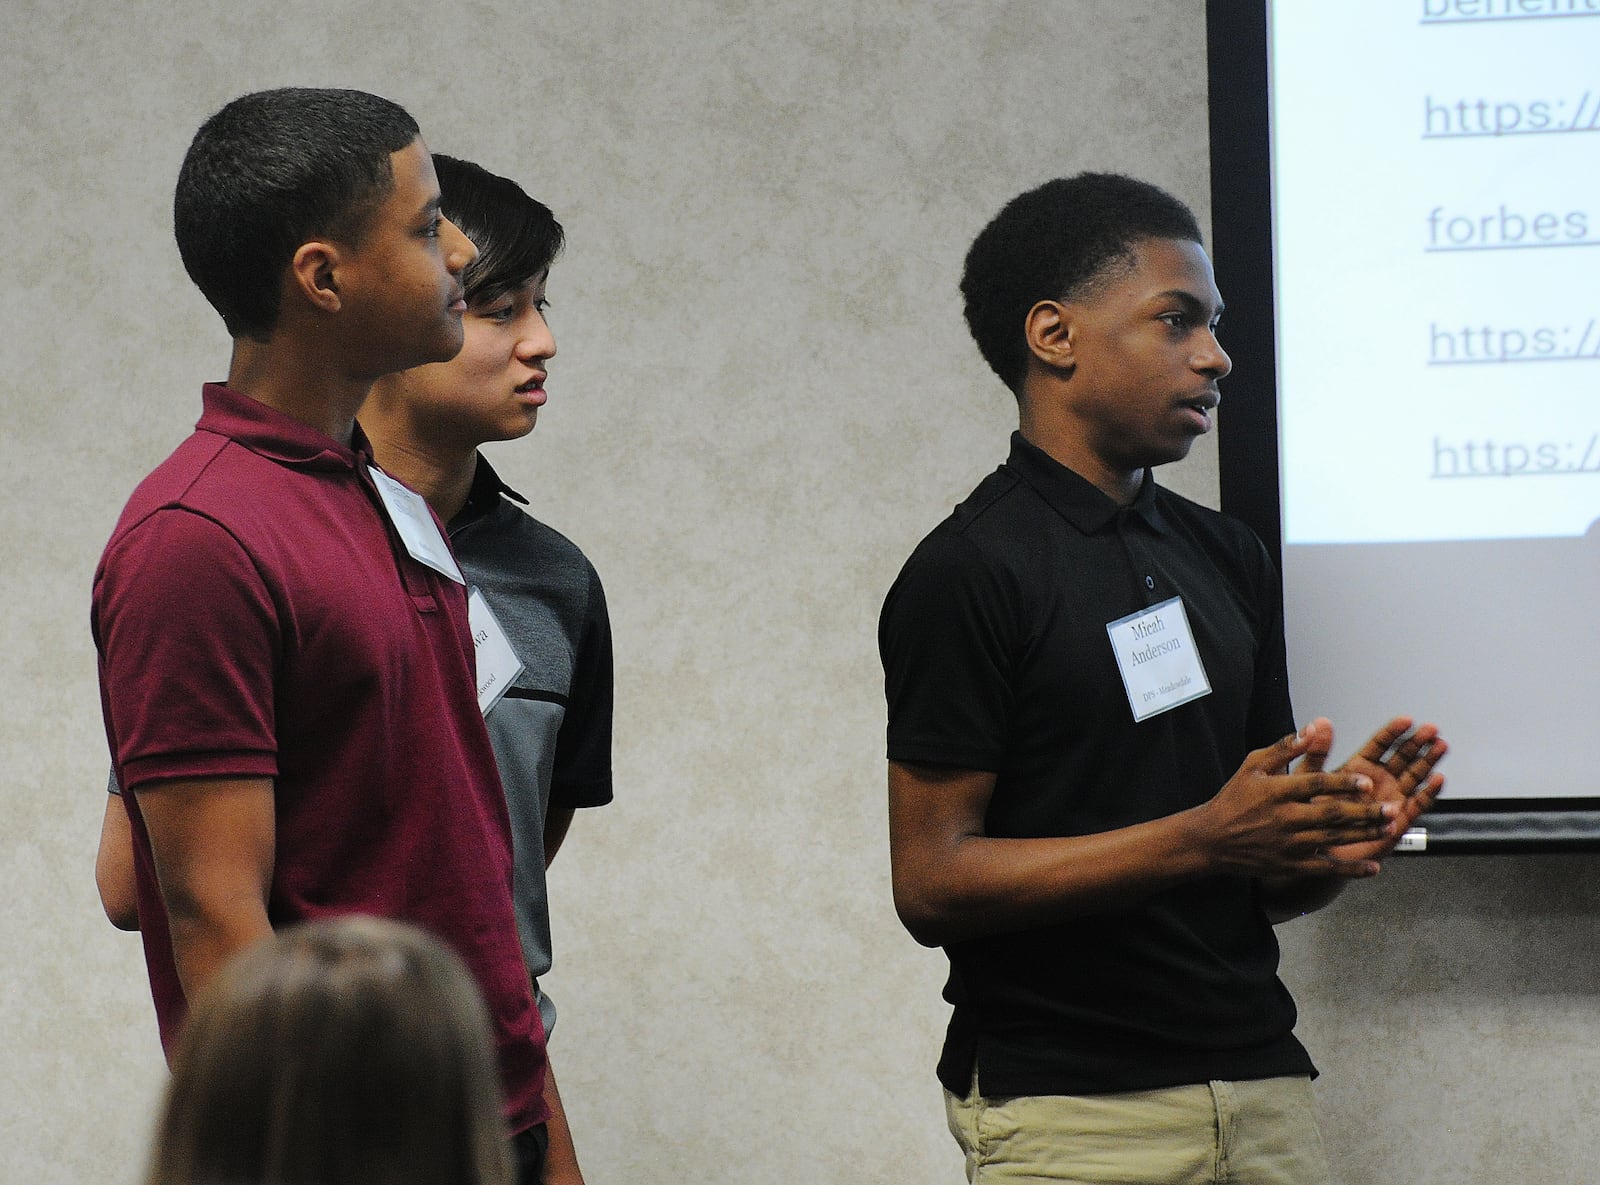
[879,432,1313,1097]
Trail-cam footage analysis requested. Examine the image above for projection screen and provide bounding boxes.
[1207,0,1600,850]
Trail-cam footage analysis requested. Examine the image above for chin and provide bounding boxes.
[420,324,466,366]
[490,418,537,443]
[1146,441,1196,470]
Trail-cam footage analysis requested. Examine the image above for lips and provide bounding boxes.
[1177,390,1219,431]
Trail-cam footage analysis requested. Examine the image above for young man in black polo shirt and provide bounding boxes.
[878,173,1447,1184]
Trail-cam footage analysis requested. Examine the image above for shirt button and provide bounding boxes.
[1145,576,1155,590]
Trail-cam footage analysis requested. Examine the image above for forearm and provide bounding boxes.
[543,808,575,869]
[164,888,273,1001]
[889,734,1391,947]
[136,776,276,1002]
[1259,873,1346,924]
[894,809,1215,946]
[95,793,140,931]
[540,1060,584,1185]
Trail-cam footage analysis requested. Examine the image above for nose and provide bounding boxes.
[516,309,557,362]
[440,215,478,276]
[1194,330,1231,380]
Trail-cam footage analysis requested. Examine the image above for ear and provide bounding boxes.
[1024,299,1075,375]
[287,241,342,315]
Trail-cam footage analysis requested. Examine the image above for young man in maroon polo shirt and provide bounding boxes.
[92,88,556,1181]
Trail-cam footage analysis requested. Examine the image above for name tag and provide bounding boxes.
[469,587,524,715]
[1106,596,1212,722]
[369,466,464,585]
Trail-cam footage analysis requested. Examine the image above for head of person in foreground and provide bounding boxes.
[146,915,513,1185]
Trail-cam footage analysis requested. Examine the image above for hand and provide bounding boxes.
[1305,716,1446,866]
[1195,726,1400,880]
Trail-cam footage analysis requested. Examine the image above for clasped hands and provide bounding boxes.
[1206,716,1447,880]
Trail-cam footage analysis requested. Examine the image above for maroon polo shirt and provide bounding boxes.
[92,384,548,1133]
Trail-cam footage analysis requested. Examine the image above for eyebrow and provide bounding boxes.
[1153,289,1225,319]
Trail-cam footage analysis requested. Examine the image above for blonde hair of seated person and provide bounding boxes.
[146,915,513,1185]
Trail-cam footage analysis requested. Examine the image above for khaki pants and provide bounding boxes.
[944,1072,1331,1185]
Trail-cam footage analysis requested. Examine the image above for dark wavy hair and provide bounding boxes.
[146,916,512,1185]
[960,173,1203,394]
[434,154,565,306]
[174,88,420,340]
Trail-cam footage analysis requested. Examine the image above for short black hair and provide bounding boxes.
[960,173,1204,393]
[174,88,421,340]
[433,155,564,306]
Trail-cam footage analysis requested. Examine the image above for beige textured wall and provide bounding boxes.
[2,2,1595,1183]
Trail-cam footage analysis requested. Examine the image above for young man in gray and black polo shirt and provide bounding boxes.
[353,154,613,1185]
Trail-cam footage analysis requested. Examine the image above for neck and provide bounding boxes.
[1017,399,1142,506]
[357,400,479,523]
[374,439,478,524]
[227,337,372,446]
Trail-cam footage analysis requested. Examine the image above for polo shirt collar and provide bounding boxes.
[197,383,369,472]
[1004,431,1163,533]
[451,452,530,531]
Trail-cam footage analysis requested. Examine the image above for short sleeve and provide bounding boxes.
[1241,533,1295,749]
[550,561,613,809]
[94,508,281,790]
[878,527,1019,772]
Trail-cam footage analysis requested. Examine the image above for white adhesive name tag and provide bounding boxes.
[369,466,464,585]
[469,587,524,716]
[1106,596,1213,722]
